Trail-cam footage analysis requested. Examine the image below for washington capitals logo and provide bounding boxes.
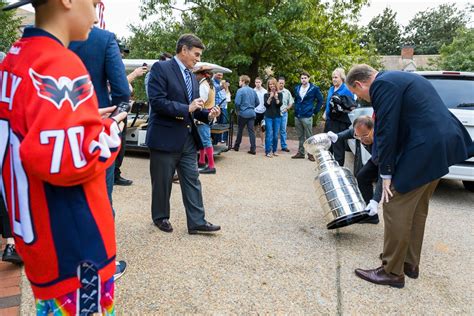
[29,68,94,111]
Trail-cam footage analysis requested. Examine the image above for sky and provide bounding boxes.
[15,0,474,38]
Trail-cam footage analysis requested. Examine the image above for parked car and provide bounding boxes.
[347,71,474,192]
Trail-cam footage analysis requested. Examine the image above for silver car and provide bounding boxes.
[348,71,474,192]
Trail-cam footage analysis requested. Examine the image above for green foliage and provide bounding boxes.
[365,8,402,55]
[0,0,22,52]
[130,0,380,105]
[438,28,474,72]
[404,4,469,55]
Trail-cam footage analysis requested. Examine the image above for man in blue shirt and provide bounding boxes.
[233,75,259,154]
[291,71,323,161]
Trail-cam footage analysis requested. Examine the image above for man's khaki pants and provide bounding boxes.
[382,179,440,276]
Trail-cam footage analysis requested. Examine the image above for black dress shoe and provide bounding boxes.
[154,219,173,232]
[355,266,405,288]
[199,167,216,174]
[2,244,23,265]
[114,175,133,186]
[281,148,290,152]
[232,147,239,152]
[188,222,221,234]
[358,214,380,224]
[247,150,256,155]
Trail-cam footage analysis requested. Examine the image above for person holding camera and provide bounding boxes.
[263,78,283,158]
[323,68,355,167]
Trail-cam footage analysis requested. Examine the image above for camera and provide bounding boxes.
[111,101,131,117]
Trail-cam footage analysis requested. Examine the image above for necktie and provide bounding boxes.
[184,69,192,103]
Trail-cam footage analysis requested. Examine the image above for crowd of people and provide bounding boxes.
[0,0,473,314]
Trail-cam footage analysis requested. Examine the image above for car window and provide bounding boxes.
[426,77,474,110]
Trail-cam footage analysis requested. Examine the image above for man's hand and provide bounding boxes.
[364,199,379,216]
[189,98,204,113]
[327,131,338,143]
[99,106,127,131]
[208,106,221,120]
[381,178,393,203]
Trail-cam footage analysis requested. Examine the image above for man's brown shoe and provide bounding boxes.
[355,266,405,288]
[404,262,419,279]
[291,153,305,159]
[307,154,315,162]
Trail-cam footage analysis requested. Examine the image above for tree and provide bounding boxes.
[438,28,474,71]
[366,7,402,55]
[404,4,469,55]
[134,0,379,93]
[0,0,22,52]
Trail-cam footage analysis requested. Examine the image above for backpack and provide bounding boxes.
[329,93,356,119]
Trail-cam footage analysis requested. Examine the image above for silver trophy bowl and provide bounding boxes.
[304,133,368,229]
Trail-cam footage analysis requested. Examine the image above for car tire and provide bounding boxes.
[462,181,474,192]
[354,140,363,176]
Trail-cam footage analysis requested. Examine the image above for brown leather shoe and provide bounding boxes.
[404,262,419,279]
[291,153,305,159]
[307,154,315,162]
[379,254,419,279]
[355,266,405,288]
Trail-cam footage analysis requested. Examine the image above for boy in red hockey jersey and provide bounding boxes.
[0,0,127,314]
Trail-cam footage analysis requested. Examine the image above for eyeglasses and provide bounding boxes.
[354,130,372,140]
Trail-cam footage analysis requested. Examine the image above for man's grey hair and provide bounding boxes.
[353,115,374,130]
[332,68,346,81]
[346,64,377,87]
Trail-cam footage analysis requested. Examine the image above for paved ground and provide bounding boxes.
[17,137,474,314]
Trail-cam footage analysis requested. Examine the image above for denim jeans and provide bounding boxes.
[264,117,282,154]
[196,124,212,147]
[217,108,228,142]
[279,111,288,149]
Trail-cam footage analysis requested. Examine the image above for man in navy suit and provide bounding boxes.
[147,34,221,234]
[346,64,473,288]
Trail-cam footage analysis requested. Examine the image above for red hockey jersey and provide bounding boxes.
[0,28,119,299]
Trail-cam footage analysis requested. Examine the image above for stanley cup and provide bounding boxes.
[304,133,368,229]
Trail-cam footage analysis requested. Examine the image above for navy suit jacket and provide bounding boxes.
[371,71,473,193]
[146,58,210,152]
[69,27,130,108]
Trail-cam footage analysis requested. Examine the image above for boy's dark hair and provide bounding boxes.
[159,52,173,61]
[176,34,205,54]
[300,71,310,78]
[278,76,286,81]
[255,77,262,82]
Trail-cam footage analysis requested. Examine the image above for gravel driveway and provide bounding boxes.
[20,138,474,314]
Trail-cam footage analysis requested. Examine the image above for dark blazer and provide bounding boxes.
[69,27,130,108]
[370,71,473,193]
[146,58,210,152]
